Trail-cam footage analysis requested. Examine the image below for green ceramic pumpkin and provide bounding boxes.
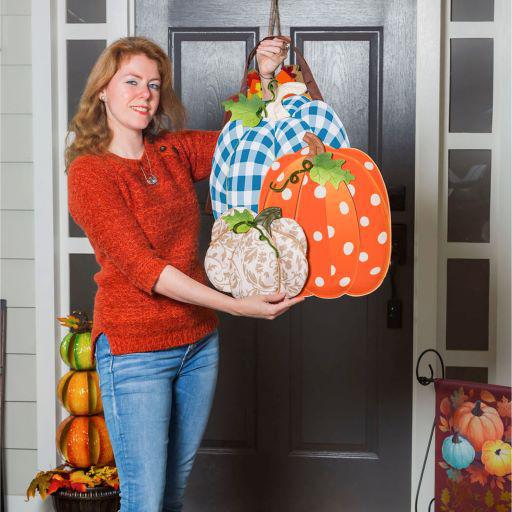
[442,431,475,470]
[58,312,95,370]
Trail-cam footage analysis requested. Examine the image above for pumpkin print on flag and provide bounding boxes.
[434,379,511,512]
[258,133,392,299]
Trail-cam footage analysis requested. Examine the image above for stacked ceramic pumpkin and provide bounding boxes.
[56,312,114,468]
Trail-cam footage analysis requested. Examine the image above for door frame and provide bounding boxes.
[31,1,510,511]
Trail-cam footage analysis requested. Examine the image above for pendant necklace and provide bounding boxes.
[140,149,158,185]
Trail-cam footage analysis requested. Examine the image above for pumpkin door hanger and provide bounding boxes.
[259,133,392,299]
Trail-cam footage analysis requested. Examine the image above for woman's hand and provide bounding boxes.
[231,292,304,320]
[256,36,291,77]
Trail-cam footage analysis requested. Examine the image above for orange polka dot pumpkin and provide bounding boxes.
[258,133,391,298]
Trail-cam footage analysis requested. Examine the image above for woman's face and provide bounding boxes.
[101,53,161,134]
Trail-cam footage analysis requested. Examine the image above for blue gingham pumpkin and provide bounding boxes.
[210,95,350,220]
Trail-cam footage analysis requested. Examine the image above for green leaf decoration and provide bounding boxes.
[222,209,254,233]
[222,93,265,127]
[309,153,355,190]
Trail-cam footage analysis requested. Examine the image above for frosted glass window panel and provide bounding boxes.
[446,259,489,351]
[451,0,494,22]
[448,149,491,243]
[67,0,106,23]
[67,40,106,123]
[449,39,493,133]
[70,254,99,320]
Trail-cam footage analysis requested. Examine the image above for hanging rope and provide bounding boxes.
[268,0,282,37]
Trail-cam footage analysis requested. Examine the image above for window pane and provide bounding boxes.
[451,0,494,22]
[446,366,488,383]
[448,149,491,243]
[67,40,106,123]
[69,254,99,320]
[449,39,493,133]
[66,0,106,23]
[446,259,489,351]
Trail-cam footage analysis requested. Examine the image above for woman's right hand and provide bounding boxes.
[231,292,304,320]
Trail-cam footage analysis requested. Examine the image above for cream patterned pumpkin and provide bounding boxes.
[205,207,308,298]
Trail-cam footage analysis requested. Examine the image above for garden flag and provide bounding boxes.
[434,378,511,512]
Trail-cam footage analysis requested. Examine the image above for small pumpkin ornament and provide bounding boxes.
[205,207,308,298]
[58,312,95,370]
[57,370,103,416]
[441,431,475,469]
[258,133,391,299]
[453,400,504,451]
[481,439,511,477]
[56,414,114,468]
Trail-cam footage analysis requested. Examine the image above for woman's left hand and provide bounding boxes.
[256,36,291,77]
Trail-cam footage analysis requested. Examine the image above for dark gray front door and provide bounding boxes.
[136,1,416,510]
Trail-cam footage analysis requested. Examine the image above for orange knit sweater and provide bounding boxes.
[68,130,220,355]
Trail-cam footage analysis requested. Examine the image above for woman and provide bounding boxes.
[67,36,301,512]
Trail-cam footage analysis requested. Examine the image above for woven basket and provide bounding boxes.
[51,486,120,512]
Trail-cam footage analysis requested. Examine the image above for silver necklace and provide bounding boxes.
[140,150,158,185]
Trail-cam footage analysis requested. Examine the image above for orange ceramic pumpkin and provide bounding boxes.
[57,370,102,415]
[453,400,504,451]
[56,415,114,468]
[481,439,511,476]
[258,133,391,298]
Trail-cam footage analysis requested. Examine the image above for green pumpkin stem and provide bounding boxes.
[472,400,484,417]
[270,160,313,192]
[232,207,281,259]
[452,431,461,444]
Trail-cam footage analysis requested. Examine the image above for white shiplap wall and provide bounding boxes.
[0,0,39,499]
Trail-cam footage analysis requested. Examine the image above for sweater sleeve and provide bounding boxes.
[68,158,169,295]
[170,130,220,182]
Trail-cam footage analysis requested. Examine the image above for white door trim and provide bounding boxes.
[411,0,442,509]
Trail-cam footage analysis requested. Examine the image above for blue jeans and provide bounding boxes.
[95,330,219,512]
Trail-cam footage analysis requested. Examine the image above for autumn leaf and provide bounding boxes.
[222,93,265,127]
[222,209,255,233]
[496,505,510,512]
[70,482,87,492]
[441,488,451,505]
[439,416,450,432]
[309,153,352,190]
[438,461,450,469]
[70,470,95,487]
[497,396,511,418]
[500,491,511,503]
[481,390,496,403]
[451,387,468,409]
[440,397,452,416]
[467,464,489,486]
[47,478,69,496]
[484,489,494,507]
[496,476,505,491]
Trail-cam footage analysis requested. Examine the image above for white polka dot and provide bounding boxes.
[315,277,325,287]
[348,184,356,196]
[301,147,310,155]
[330,265,336,276]
[370,193,381,206]
[377,232,387,244]
[359,252,369,262]
[360,216,370,227]
[302,174,309,186]
[343,242,354,255]
[339,277,351,287]
[364,161,374,170]
[276,172,285,182]
[313,231,323,242]
[370,267,381,275]
[314,185,326,199]
[339,201,349,215]
[271,161,280,171]
[327,226,335,238]
[282,188,292,201]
